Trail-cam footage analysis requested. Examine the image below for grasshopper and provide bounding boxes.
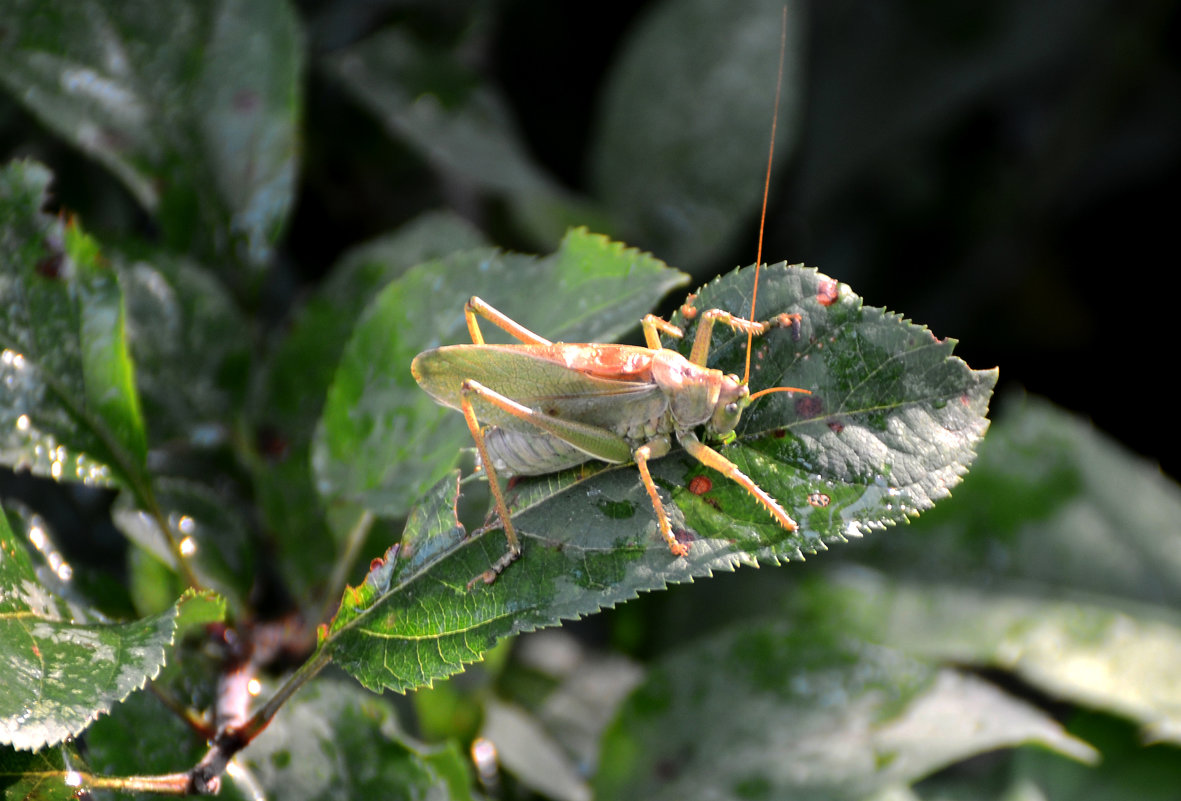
[411,10,805,585]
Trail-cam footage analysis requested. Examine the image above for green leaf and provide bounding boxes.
[812,570,1181,746]
[852,396,1181,607]
[254,212,486,596]
[0,160,147,490]
[1007,714,1181,801]
[118,248,250,448]
[238,679,477,801]
[320,259,992,694]
[313,228,690,518]
[0,742,88,801]
[112,479,254,616]
[817,398,1181,743]
[591,0,805,272]
[0,0,302,272]
[0,505,224,750]
[325,29,597,244]
[593,622,1095,801]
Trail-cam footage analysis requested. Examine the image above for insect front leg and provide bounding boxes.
[640,314,684,350]
[633,436,689,556]
[465,297,553,347]
[678,431,798,532]
[687,309,802,367]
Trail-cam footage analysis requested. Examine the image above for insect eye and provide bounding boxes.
[725,402,739,415]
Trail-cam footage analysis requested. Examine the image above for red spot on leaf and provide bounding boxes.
[688,475,712,495]
[796,396,824,418]
[369,557,385,571]
[817,278,839,306]
[827,420,845,433]
[808,492,831,507]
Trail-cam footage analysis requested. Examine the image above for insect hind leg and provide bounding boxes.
[465,297,552,347]
[459,380,524,588]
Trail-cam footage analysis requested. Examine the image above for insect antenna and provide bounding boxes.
[744,5,788,388]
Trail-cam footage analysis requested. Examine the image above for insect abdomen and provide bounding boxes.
[484,426,595,476]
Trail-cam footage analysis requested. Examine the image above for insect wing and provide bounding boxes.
[412,344,667,431]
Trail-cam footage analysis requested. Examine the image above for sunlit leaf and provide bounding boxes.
[0,503,224,750]
[0,160,146,491]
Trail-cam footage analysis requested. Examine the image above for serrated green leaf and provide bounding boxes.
[0,506,224,751]
[239,679,476,801]
[0,0,301,273]
[254,213,486,596]
[313,228,690,518]
[593,622,1094,801]
[320,258,991,694]
[591,0,804,272]
[0,160,146,490]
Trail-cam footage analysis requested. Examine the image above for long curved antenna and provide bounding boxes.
[743,5,788,386]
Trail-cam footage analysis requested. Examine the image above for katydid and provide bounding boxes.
[411,9,805,585]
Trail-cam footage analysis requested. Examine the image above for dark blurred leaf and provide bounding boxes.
[591,0,804,272]
[0,160,146,492]
[593,621,1093,801]
[239,679,476,801]
[325,28,597,244]
[0,742,88,801]
[112,479,254,616]
[1007,714,1181,801]
[0,0,302,274]
[806,571,1181,747]
[117,248,249,448]
[851,396,1181,607]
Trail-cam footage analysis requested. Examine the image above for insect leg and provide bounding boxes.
[459,378,638,584]
[459,382,524,587]
[640,314,684,349]
[633,438,689,557]
[678,431,798,531]
[462,380,692,561]
[687,309,800,367]
[465,297,553,347]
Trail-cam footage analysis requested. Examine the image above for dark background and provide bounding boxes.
[4,0,1179,484]
[294,0,1181,479]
